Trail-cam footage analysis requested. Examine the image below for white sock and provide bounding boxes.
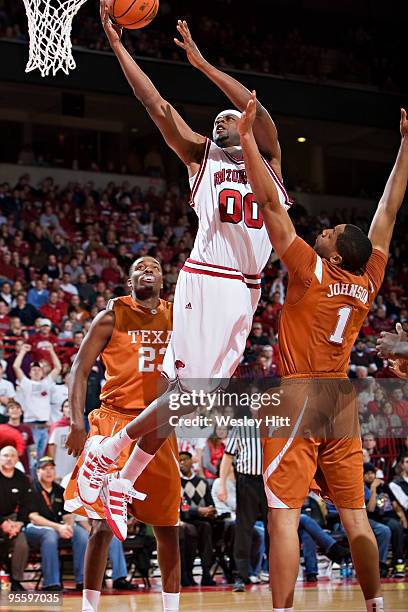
[120,444,155,482]
[102,426,133,459]
[162,592,180,611]
[366,597,384,612]
[82,589,100,612]
[273,608,294,612]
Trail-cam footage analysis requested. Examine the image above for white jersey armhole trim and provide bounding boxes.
[189,138,211,207]
[314,255,323,284]
[106,298,115,311]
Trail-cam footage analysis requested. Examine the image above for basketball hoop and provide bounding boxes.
[22,0,88,77]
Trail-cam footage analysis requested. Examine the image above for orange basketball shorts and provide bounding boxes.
[64,404,181,526]
[262,377,365,509]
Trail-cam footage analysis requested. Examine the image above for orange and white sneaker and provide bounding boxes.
[77,435,117,506]
[101,473,147,541]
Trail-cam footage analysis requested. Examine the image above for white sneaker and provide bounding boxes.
[101,473,147,541]
[259,571,269,583]
[249,575,261,584]
[77,435,116,506]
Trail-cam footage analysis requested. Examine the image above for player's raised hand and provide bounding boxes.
[376,322,407,358]
[389,358,408,379]
[237,91,257,137]
[100,0,122,47]
[174,20,206,69]
[400,108,408,139]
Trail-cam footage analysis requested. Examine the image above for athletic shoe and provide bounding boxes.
[259,571,269,583]
[41,584,62,592]
[232,578,246,592]
[10,580,26,592]
[393,560,406,578]
[305,573,318,583]
[112,577,138,590]
[249,574,261,584]
[101,472,146,541]
[77,435,117,506]
[326,542,350,563]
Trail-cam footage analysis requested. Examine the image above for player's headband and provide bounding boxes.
[213,109,242,139]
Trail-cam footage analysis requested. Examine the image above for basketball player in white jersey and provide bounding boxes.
[72,4,289,542]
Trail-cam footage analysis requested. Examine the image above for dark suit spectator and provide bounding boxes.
[0,445,30,591]
[179,451,217,587]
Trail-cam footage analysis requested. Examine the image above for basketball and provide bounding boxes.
[110,0,159,30]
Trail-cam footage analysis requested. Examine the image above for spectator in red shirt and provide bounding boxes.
[372,306,394,334]
[203,426,226,485]
[101,256,124,287]
[39,290,67,327]
[0,252,23,283]
[6,400,35,474]
[59,330,84,366]
[29,319,59,363]
[261,303,277,335]
[391,387,408,420]
[0,301,10,334]
[6,340,32,385]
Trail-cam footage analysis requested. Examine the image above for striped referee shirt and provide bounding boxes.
[225,423,263,476]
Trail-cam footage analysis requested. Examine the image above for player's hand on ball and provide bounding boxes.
[174,20,206,69]
[65,424,88,457]
[237,91,257,137]
[100,0,122,46]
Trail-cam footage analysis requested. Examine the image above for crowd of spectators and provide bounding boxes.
[0,169,407,590]
[0,0,406,93]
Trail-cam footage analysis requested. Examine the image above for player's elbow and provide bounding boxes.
[142,94,166,118]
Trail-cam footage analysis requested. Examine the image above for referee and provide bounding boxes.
[218,411,268,591]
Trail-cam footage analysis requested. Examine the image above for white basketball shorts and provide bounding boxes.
[162,260,258,389]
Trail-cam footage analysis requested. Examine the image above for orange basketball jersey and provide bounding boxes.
[278,237,387,377]
[100,295,172,409]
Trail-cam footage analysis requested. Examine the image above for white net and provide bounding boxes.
[22,0,88,77]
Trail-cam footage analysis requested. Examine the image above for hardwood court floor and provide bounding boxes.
[55,581,407,611]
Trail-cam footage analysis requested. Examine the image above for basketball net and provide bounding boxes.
[22,0,88,77]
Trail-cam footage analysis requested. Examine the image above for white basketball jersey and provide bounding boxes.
[189,139,290,277]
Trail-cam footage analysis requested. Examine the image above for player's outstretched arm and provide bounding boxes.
[368,108,408,255]
[238,92,295,259]
[65,309,115,457]
[174,20,281,175]
[100,1,206,167]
